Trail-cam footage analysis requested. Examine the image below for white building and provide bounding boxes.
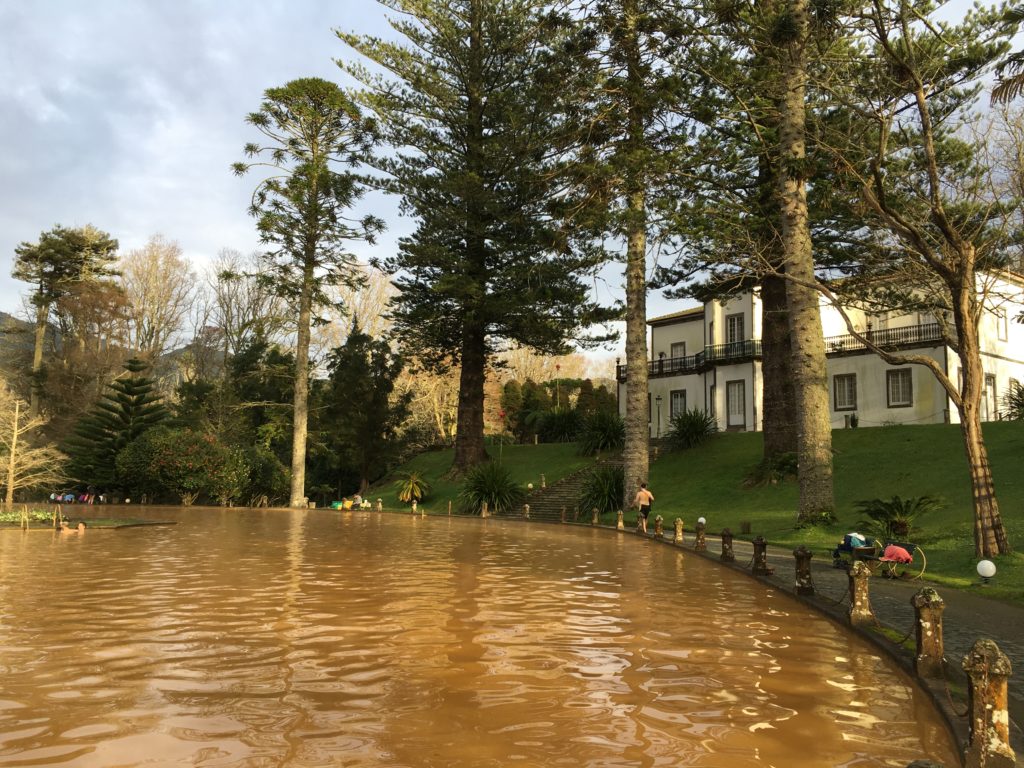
[617,275,1024,436]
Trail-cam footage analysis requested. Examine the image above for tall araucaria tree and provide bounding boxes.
[233,77,383,507]
[12,224,119,418]
[566,0,697,507]
[338,0,613,474]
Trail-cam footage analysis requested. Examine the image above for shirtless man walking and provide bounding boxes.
[633,482,654,534]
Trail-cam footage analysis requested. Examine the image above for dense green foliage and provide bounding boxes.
[64,358,168,488]
[578,411,625,456]
[394,471,431,505]
[855,495,943,541]
[665,409,717,450]
[458,461,526,515]
[578,464,625,517]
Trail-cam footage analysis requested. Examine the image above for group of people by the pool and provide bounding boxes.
[50,490,106,504]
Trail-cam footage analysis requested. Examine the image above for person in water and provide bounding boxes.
[633,482,654,534]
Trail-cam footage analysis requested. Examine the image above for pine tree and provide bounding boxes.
[339,0,613,474]
[12,224,119,418]
[64,357,168,488]
[233,77,382,507]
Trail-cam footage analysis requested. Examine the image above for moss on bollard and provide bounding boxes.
[793,546,814,596]
[654,515,664,538]
[848,561,875,627]
[911,588,945,679]
[962,639,1016,768]
[694,520,706,552]
[752,536,773,576]
[616,510,624,530]
[673,517,684,544]
[720,528,735,562]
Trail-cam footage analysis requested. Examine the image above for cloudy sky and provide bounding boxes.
[0,1,407,311]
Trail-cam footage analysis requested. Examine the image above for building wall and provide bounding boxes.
[650,314,703,359]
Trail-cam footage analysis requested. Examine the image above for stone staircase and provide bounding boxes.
[501,458,624,523]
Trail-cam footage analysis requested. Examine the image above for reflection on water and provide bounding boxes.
[0,509,957,767]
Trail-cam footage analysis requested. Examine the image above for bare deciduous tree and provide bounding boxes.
[1,381,65,508]
[120,235,198,361]
[209,249,290,359]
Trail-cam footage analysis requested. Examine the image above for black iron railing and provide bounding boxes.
[823,323,944,354]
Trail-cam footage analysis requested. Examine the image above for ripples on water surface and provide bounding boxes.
[0,509,957,767]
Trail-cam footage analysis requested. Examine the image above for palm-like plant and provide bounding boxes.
[855,495,942,540]
[394,471,431,504]
[1001,380,1024,420]
[578,411,625,456]
[458,462,525,515]
[665,408,717,450]
[578,465,624,518]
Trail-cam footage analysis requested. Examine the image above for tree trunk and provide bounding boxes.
[775,0,834,521]
[29,301,47,419]
[452,324,489,473]
[760,273,797,457]
[5,400,18,509]
[621,0,650,510]
[288,263,314,508]
[951,280,1010,557]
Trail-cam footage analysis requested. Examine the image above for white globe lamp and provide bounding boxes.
[697,516,706,525]
[977,559,997,584]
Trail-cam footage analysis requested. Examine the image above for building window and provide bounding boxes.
[726,380,745,427]
[996,308,1008,341]
[648,393,651,424]
[886,369,913,408]
[983,374,997,421]
[670,389,686,418]
[670,341,686,358]
[726,313,745,344]
[709,384,716,419]
[833,374,857,411]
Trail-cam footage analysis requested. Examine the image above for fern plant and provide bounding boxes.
[458,462,525,515]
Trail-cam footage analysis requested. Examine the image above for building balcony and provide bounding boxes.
[824,323,945,355]
[614,324,947,382]
[616,339,763,381]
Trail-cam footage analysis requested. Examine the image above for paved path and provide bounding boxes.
[674,532,1024,764]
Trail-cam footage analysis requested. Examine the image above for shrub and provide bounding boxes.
[458,462,524,515]
[855,495,943,540]
[743,452,798,487]
[578,411,625,456]
[1002,381,1024,420]
[395,470,431,504]
[665,408,717,450]
[537,408,582,443]
[578,465,624,517]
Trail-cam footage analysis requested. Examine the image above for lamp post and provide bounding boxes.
[656,395,662,438]
[555,363,561,409]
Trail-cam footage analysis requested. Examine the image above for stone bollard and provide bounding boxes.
[654,515,664,538]
[911,588,945,679]
[591,507,599,526]
[673,517,684,544]
[376,498,382,513]
[962,639,1016,768]
[848,561,875,627]
[694,520,706,552]
[616,510,624,530]
[541,474,546,489]
[561,506,566,524]
[523,504,530,519]
[411,499,417,515]
[752,536,773,576]
[793,546,814,596]
[720,528,735,562]
[481,501,489,518]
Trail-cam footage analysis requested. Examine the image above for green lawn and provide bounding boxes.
[643,422,1024,602]
[368,442,595,514]
[371,422,1023,602]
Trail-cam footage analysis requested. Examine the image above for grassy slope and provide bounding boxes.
[369,443,595,513]
[645,422,1024,600]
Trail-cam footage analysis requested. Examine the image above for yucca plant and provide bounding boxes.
[665,408,717,450]
[458,462,525,515]
[394,471,431,504]
[578,411,625,456]
[1002,381,1024,420]
[855,495,942,540]
[577,465,624,518]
